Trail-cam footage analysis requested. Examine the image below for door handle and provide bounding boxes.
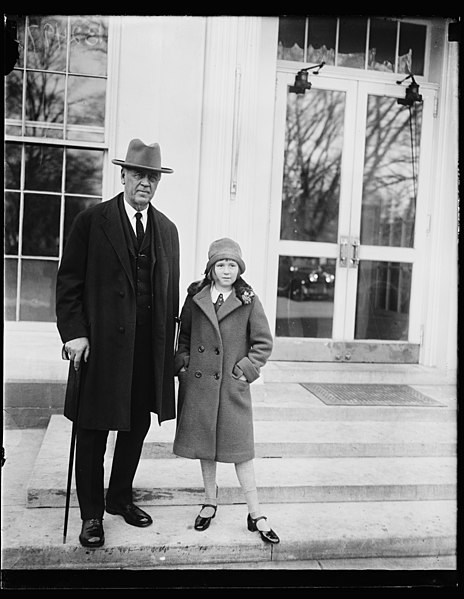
[339,237,349,268]
[350,238,360,268]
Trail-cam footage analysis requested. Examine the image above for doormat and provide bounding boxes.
[300,383,445,407]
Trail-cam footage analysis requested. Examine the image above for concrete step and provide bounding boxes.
[263,362,457,385]
[142,419,456,459]
[3,417,457,573]
[4,381,66,429]
[28,415,456,508]
[4,377,456,429]
[26,412,457,507]
[36,413,456,464]
[28,454,456,509]
[1,500,456,569]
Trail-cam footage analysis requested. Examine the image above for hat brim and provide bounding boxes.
[112,159,173,174]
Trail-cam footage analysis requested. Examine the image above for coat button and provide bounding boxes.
[198,346,205,352]
[119,291,125,297]
[119,326,125,333]
[195,371,202,378]
[214,373,220,380]
[214,348,220,354]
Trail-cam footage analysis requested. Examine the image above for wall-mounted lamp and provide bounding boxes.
[396,73,423,106]
[289,61,325,95]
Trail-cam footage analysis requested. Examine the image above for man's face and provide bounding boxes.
[122,167,160,210]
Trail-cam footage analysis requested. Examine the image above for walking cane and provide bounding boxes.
[62,346,81,544]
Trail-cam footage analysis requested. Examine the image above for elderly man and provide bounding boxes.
[56,139,180,548]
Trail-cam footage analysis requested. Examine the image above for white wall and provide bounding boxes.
[108,16,280,310]
[108,16,207,299]
[193,16,279,306]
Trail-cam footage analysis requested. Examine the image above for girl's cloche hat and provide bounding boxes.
[205,237,246,274]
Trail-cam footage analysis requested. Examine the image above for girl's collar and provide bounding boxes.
[211,283,233,301]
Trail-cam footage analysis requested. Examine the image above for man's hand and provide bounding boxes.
[64,337,90,371]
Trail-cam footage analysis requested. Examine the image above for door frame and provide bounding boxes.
[266,69,437,362]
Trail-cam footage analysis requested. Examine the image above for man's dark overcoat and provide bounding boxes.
[173,279,273,463]
[56,193,180,430]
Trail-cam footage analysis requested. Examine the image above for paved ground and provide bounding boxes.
[1,354,458,589]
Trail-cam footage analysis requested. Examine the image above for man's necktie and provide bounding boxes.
[214,293,224,312]
[135,212,144,247]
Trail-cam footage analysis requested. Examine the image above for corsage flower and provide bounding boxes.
[241,289,255,305]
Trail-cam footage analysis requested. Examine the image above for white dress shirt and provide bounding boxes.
[123,199,148,236]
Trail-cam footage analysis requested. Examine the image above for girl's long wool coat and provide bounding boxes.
[173,280,273,463]
[56,193,180,430]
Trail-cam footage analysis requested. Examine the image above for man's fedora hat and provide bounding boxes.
[112,138,174,174]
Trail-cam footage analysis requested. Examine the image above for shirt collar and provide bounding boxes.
[123,198,148,226]
[210,283,233,303]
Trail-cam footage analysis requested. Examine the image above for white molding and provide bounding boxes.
[195,17,278,300]
[421,36,459,370]
[104,16,122,200]
[195,17,241,273]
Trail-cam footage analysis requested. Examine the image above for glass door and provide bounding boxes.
[267,72,435,362]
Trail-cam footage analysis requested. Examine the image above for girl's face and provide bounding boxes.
[212,259,239,288]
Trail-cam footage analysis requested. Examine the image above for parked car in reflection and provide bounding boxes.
[278,263,335,301]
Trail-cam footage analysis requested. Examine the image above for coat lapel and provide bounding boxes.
[217,291,242,321]
[149,204,169,288]
[193,285,219,330]
[147,204,160,261]
[100,195,134,291]
[193,285,243,328]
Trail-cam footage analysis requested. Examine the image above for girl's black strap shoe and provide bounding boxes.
[247,514,280,544]
[194,504,217,531]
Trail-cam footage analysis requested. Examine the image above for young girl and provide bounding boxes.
[173,238,279,544]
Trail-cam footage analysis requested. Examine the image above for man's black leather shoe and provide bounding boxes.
[79,518,105,548]
[106,503,153,527]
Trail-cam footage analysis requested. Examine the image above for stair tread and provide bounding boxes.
[42,415,456,447]
[2,500,456,569]
[27,413,457,507]
[28,454,457,484]
[148,420,456,444]
[262,363,456,386]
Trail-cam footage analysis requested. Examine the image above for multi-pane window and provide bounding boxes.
[4,15,109,322]
[278,16,427,76]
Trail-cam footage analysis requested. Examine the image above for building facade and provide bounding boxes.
[4,15,459,374]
